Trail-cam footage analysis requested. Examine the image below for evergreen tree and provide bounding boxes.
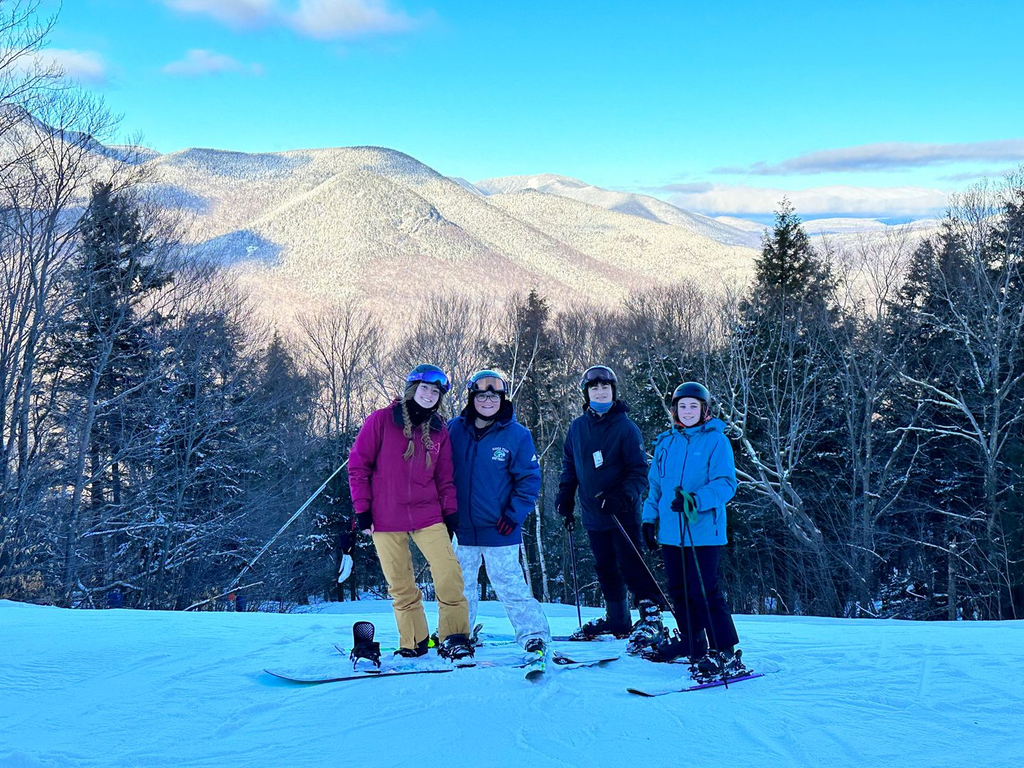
[55,182,170,602]
[728,199,845,615]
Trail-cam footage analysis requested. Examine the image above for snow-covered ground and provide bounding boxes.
[2,599,1021,767]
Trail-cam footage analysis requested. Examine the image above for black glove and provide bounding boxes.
[496,512,517,536]
[555,488,576,530]
[670,488,698,524]
[599,490,632,517]
[356,510,373,532]
[339,531,354,555]
[642,522,659,551]
[444,512,460,540]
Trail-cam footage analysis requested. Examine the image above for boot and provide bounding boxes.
[625,599,664,655]
[568,598,632,640]
[394,637,429,659]
[640,629,689,663]
[437,633,475,662]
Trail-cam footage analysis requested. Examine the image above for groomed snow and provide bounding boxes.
[2,599,1021,767]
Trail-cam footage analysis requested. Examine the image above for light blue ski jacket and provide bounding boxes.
[642,418,737,547]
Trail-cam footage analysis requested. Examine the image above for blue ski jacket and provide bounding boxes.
[558,401,649,532]
[642,418,737,547]
[448,402,542,547]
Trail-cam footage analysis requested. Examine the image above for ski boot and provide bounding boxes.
[693,648,748,682]
[349,621,382,671]
[524,637,548,657]
[720,648,749,678]
[625,600,665,655]
[437,633,475,663]
[639,629,691,663]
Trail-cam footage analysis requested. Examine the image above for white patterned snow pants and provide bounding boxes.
[456,543,551,647]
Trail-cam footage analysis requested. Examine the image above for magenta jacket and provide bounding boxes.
[348,401,458,532]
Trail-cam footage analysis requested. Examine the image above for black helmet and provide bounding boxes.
[580,365,617,392]
[671,381,711,425]
[671,381,710,405]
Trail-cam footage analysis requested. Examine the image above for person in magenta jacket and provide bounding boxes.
[348,364,473,661]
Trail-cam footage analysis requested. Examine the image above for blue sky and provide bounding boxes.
[33,0,1024,220]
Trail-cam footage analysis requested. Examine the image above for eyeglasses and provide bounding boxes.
[474,392,502,402]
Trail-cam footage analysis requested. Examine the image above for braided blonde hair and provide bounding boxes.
[401,384,436,467]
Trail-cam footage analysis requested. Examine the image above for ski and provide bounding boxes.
[552,652,619,668]
[522,651,545,682]
[626,671,764,697]
[264,667,453,685]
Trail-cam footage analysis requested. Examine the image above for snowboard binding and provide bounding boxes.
[350,620,382,670]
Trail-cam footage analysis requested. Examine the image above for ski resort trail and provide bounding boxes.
[1,599,1021,767]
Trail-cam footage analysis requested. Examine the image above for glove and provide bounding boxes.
[356,510,373,533]
[443,512,460,541]
[496,512,517,536]
[670,488,698,525]
[555,488,575,530]
[598,490,632,517]
[642,522,659,551]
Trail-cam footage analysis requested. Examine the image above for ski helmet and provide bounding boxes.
[467,369,509,395]
[580,365,617,392]
[671,381,711,424]
[406,364,451,394]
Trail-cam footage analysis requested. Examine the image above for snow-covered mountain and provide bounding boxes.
[139,148,758,322]
[474,173,763,248]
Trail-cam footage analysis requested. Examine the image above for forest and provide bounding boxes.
[2,2,1022,622]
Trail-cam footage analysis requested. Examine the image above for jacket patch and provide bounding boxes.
[491,447,509,462]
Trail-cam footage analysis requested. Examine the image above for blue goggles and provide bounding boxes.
[407,366,451,393]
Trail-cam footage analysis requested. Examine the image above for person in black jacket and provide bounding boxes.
[557,365,666,652]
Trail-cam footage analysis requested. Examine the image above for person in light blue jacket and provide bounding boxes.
[448,370,550,653]
[641,382,746,678]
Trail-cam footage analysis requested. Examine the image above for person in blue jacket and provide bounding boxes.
[556,365,666,651]
[448,369,551,653]
[640,381,746,677]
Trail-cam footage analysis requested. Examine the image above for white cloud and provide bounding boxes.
[163,0,275,28]
[162,49,265,77]
[716,140,1024,176]
[163,0,419,39]
[286,0,415,39]
[657,183,950,218]
[19,48,109,85]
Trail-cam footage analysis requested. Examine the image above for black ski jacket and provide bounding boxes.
[558,400,649,531]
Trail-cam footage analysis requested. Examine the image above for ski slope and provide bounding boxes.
[2,599,1021,767]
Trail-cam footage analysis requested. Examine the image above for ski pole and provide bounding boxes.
[567,528,583,630]
[674,509,697,662]
[682,512,727,688]
[201,459,350,607]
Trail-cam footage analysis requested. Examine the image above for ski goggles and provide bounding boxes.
[467,369,508,394]
[407,366,451,393]
[581,365,617,387]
